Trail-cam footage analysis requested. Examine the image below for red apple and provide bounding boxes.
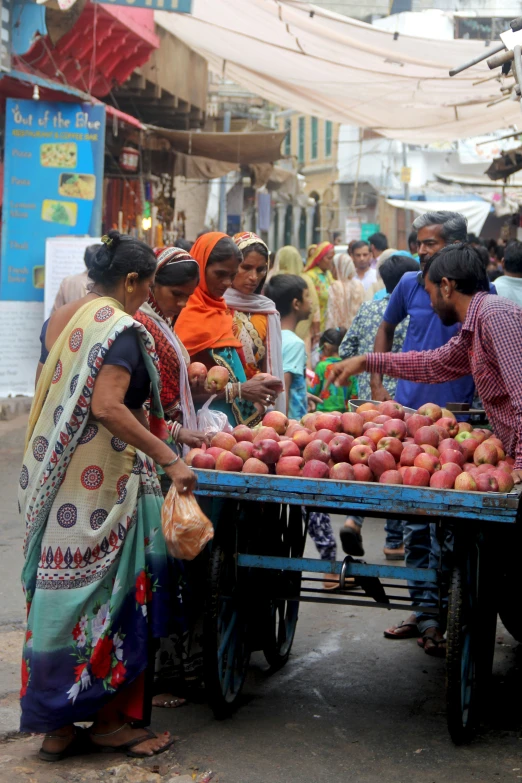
[430,471,455,489]
[192,452,216,470]
[474,464,495,476]
[363,421,383,433]
[474,441,498,467]
[475,474,499,493]
[205,365,230,392]
[377,436,403,461]
[352,463,374,482]
[440,462,462,483]
[440,449,465,468]
[420,444,439,457]
[262,411,288,435]
[414,426,440,448]
[231,441,254,462]
[497,460,513,475]
[368,450,396,478]
[406,414,431,437]
[398,466,409,479]
[365,427,386,446]
[349,444,374,466]
[358,402,378,412]
[188,361,208,386]
[458,422,473,433]
[330,435,354,463]
[207,446,225,460]
[185,448,205,466]
[285,421,302,438]
[353,436,377,452]
[253,439,282,465]
[243,457,269,474]
[379,400,406,420]
[216,451,244,472]
[341,412,364,438]
[438,417,459,437]
[253,426,280,443]
[417,402,442,422]
[403,467,431,487]
[276,456,305,476]
[414,453,440,474]
[439,438,463,454]
[379,469,403,484]
[279,440,301,458]
[315,428,337,444]
[491,469,515,493]
[232,425,254,443]
[374,414,392,425]
[400,444,423,467]
[300,413,317,431]
[454,472,477,491]
[463,462,476,473]
[302,459,330,479]
[292,429,315,450]
[303,439,331,464]
[314,413,341,432]
[329,462,355,481]
[211,432,237,451]
[382,418,407,440]
[360,410,380,423]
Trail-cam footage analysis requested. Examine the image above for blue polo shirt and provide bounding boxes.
[383,272,475,409]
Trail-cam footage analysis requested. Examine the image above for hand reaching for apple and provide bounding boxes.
[370,381,393,403]
[512,469,522,485]
[328,356,367,388]
[179,428,211,450]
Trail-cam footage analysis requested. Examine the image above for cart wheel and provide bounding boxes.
[446,541,496,745]
[263,505,306,669]
[204,506,251,719]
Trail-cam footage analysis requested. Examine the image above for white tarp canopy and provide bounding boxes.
[156,0,520,144]
[386,199,491,234]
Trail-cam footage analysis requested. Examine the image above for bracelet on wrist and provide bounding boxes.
[161,454,180,468]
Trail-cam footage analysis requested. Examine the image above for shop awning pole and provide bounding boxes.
[218,110,231,233]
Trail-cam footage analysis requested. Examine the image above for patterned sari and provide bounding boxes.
[19,298,172,733]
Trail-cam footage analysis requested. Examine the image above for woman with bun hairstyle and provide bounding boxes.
[21,230,193,761]
[224,232,285,412]
[176,232,283,427]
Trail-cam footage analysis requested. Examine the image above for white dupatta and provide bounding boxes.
[224,288,286,413]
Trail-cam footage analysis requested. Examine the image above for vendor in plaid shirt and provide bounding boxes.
[330,243,522,480]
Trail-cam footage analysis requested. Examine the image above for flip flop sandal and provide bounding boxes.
[90,724,175,758]
[417,635,446,658]
[340,527,365,557]
[39,727,88,762]
[383,621,419,639]
[153,696,187,708]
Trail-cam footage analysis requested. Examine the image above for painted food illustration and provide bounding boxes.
[33,266,45,289]
[59,173,96,200]
[41,199,78,226]
[40,142,77,168]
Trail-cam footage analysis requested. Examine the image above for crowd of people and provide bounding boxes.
[18,210,522,762]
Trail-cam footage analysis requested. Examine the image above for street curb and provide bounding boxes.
[0,398,32,421]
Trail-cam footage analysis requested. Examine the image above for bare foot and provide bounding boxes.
[419,626,446,658]
[152,693,187,708]
[90,723,173,756]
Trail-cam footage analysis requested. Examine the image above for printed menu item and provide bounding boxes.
[1,99,105,302]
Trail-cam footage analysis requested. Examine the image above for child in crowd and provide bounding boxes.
[265,274,342,589]
[309,328,358,412]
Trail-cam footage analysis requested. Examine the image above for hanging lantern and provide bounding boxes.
[120,146,140,172]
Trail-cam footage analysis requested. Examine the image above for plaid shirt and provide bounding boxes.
[366,292,522,468]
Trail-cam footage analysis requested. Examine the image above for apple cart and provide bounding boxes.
[193,469,522,744]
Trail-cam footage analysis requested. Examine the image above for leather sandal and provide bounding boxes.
[39,727,87,762]
[90,723,175,758]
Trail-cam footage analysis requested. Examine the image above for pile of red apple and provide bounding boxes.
[185,401,515,494]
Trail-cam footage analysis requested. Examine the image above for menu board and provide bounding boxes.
[44,236,100,319]
[1,99,105,302]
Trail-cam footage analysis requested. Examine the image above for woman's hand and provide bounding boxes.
[370,381,392,403]
[179,428,210,449]
[163,459,197,494]
[307,393,322,413]
[327,356,366,388]
[241,374,284,407]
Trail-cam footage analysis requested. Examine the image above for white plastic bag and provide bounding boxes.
[197,395,232,435]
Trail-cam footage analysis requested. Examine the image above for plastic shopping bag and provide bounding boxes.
[161,487,214,560]
[196,394,231,435]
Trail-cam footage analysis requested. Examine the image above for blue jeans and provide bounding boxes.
[385,519,404,549]
[404,521,453,635]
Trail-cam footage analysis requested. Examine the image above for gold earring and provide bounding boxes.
[127,287,133,293]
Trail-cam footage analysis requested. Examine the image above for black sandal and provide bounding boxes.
[340,525,365,557]
[39,727,87,762]
[383,621,418,639]
[417,634,446,658]
[90,723,175,758]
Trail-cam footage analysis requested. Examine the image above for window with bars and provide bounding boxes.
[311,117,318,160]
[325,121,333,158]
[298,117,305,163]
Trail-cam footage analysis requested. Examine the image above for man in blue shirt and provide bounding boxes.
[371,211,470,656]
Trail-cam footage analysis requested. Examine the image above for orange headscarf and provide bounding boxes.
[304,241,334,272]
[175,232,242,356]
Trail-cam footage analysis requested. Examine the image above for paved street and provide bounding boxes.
[1,415,521,782]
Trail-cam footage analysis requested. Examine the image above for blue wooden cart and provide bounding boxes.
[193,469,522,744]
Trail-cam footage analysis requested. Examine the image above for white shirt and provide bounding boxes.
[356,267,378,292]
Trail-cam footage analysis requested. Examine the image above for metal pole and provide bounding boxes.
[402,142,411,240]
[218,110,231,233]
[449,41,504,76]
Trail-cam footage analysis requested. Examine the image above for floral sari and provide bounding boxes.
[19,298,172,733]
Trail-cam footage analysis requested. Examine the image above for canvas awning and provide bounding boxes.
[145,126,286,164]
[156,0,521,144]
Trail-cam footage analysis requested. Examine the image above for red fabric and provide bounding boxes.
[134,310,181,420]
[366,292,522,468]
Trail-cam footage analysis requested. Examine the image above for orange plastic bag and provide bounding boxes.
[161,487,214,560]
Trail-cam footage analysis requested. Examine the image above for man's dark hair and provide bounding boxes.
[467,233,484,247]
[320,327,347,347]
[503,240,522,274]
[351,240,369,253]
[412,211,467,243]
[380,255,420,294]
[368,232,388,252]
[408,231,418,250]
[474,245,490,270]
[174,238,193,251]
[84,243,102,271]
[265,274,307,317]
[426,244,490,295]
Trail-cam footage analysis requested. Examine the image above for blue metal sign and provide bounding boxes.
[1,99,106,302]
[92,0,191,10]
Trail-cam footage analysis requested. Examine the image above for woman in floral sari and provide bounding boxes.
[303,242,335,333]
[224,232,285,412]
[20,231,194,762]
[176,232,283,427]
[325,253,365,331]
